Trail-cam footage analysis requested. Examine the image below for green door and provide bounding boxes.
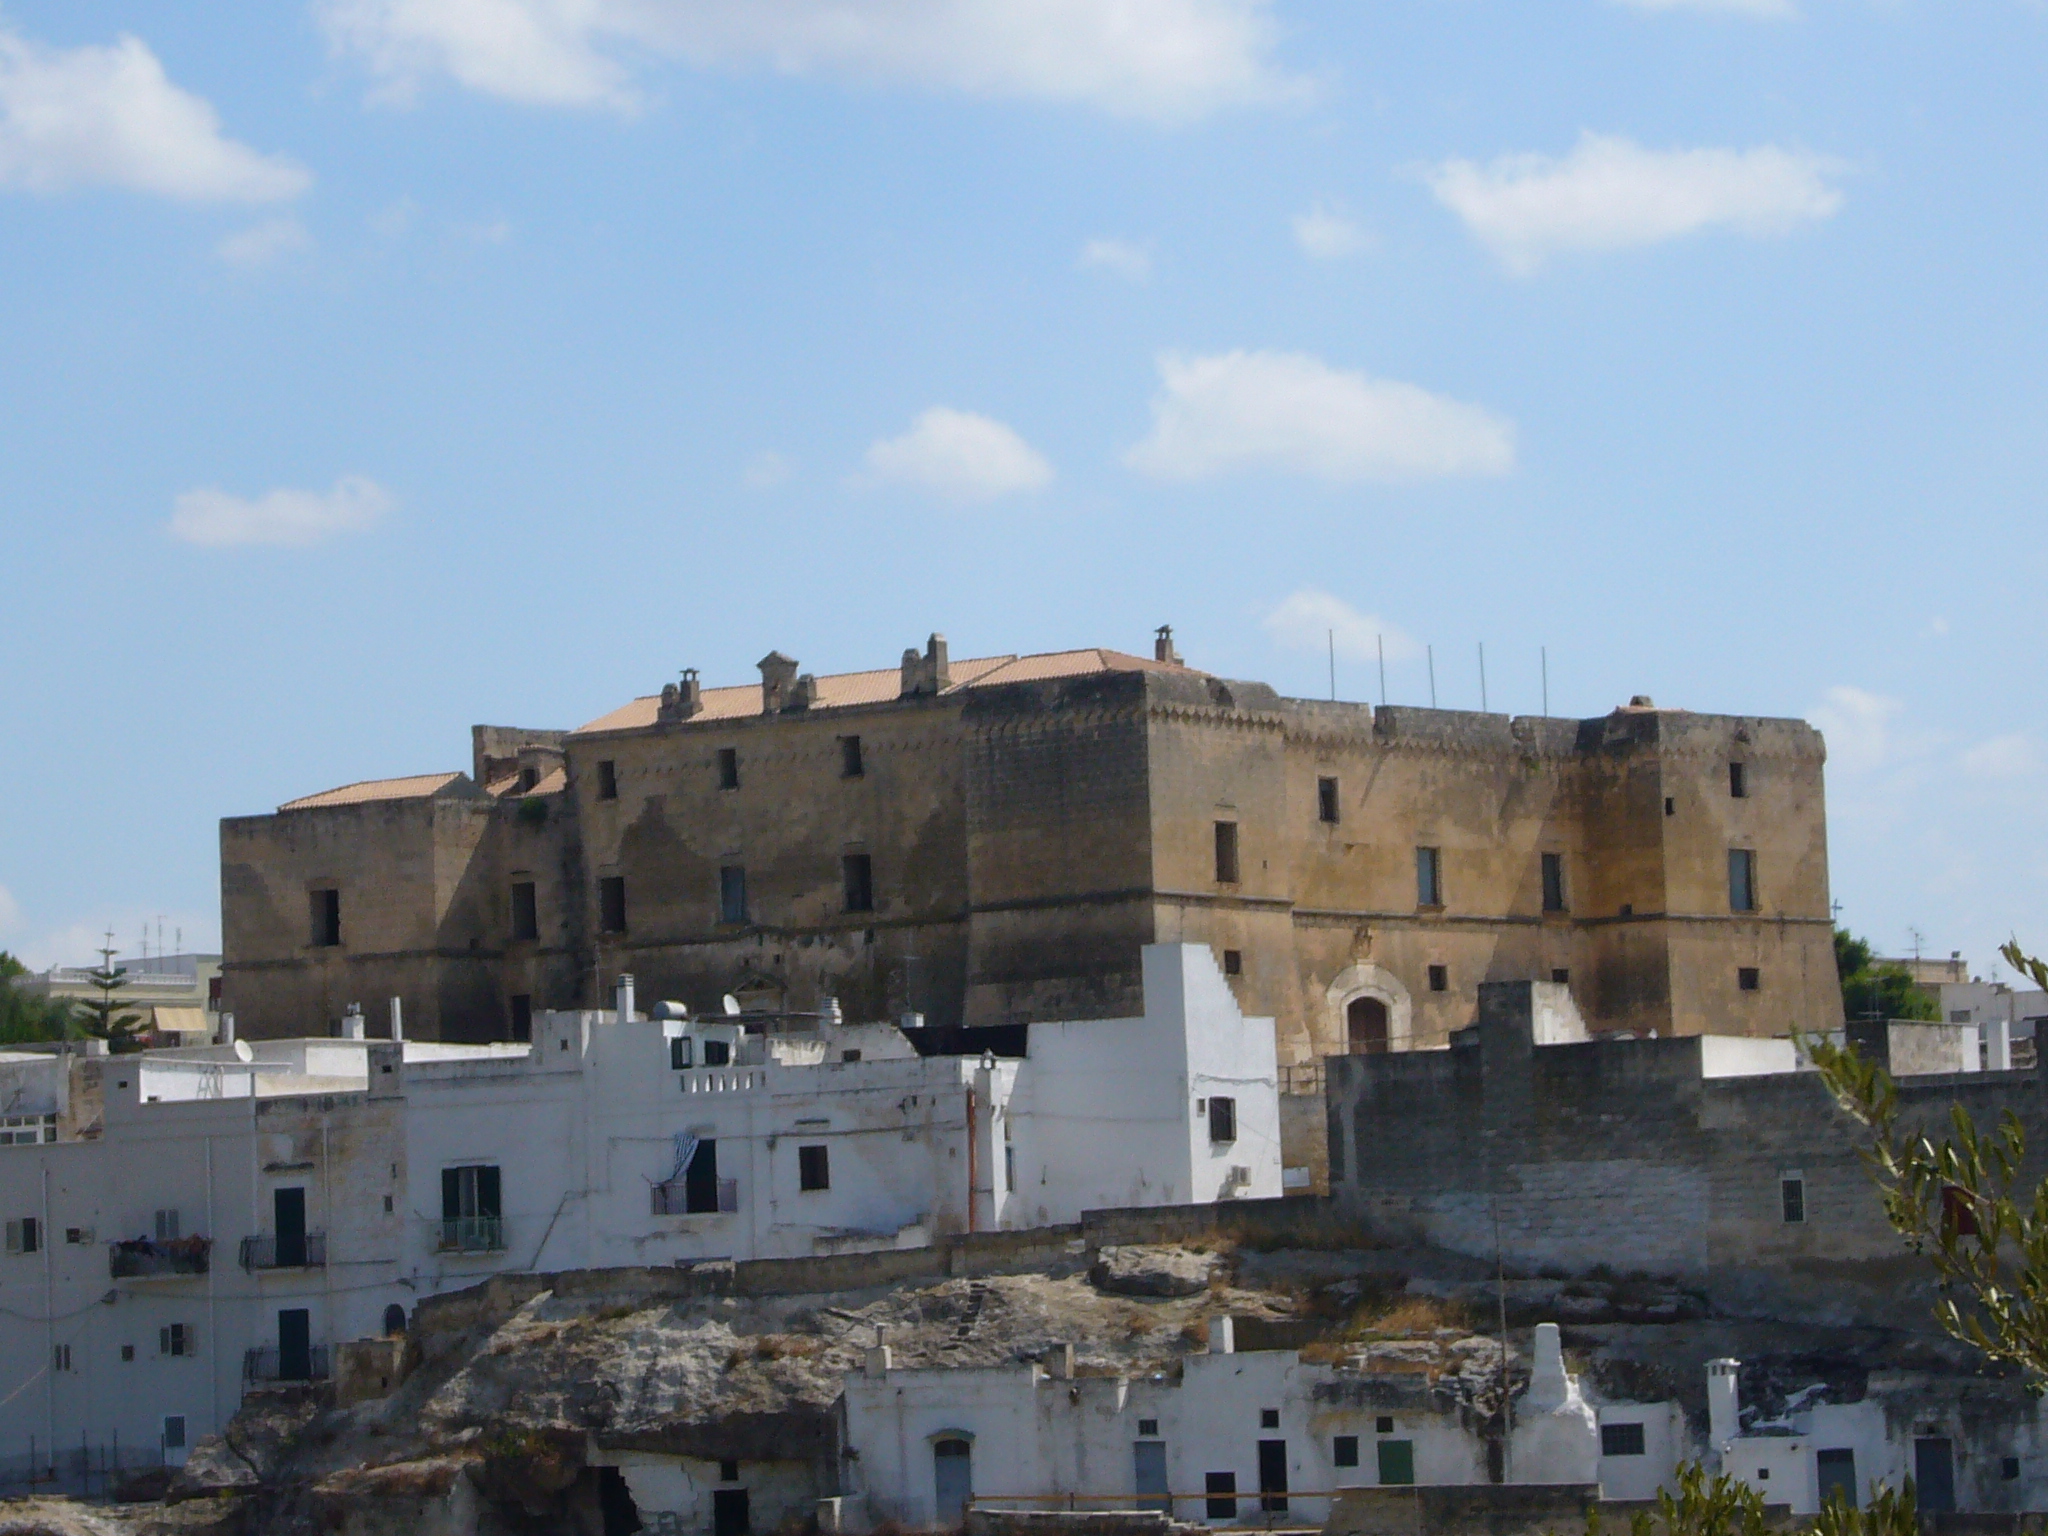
[1377,1440,1415,1486]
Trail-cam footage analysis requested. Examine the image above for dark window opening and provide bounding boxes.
[704,1038,731,1066]
[509,995,532,1044]
[840,736,864,778]
[1739,967,1760,992]
[510,881,538,942]
[720,1461,740,1484]
[1416,847,1442,908]
[596,759,618,800]
[717,748,740,791]
[596,1466,643,1536]
[1729,849,1758,913]
[842,853,874,914]
[1428,964,1448,993]
[6,1217,39,1255]
[1347,996,1388,1055]
[1602,1423,1647,1457]
[1376,1417,1394,1435]
[1214,821,1240,884]
[599,876,627,934]
[518,767,539,792]
[1258,1439,1289,1513]
[685,1139,723,1214]
[1209,1096,1237,1144]
[798,1145,830,1191]
[440,1164,502,1250]
[1664,797,1675,817]
[1730,761,1748,799]
[670,1036,693,1069]
[712,1489,750,1536]
[1205,1472,1238,1520]
[1551,969,1570,985]
[1261,1409,1280,1429]
[1334,1436,1359,1468]
[720,866,749,925]
[310,888,341,948]
[1317,776,1340,824]
[1222,949,1242,976]
[161,1322,191,1357]
[1541,852,1567,913]
[383,1304,406,1336]
[1782,1176,1805,1224]
[2003,1457,2020,1482]
[1138,1419,1159,1437]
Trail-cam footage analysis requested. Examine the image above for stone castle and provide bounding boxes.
[219,629,1841,1062]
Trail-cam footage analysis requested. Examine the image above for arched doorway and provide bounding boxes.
[1347,996,1389,1055]
[383,1303,407,1337]
[933,1437,973,1529]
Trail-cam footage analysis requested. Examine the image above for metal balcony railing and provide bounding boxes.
[243,1345,330,1384]
[650,1178,738,1216]
[238,1232,327,1271]
[435,1215,506,1253]
[108,1238,210,1279]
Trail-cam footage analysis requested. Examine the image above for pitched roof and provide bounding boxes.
[485,765,568,798]
[571,648,1198,735]
[278,772,468,812]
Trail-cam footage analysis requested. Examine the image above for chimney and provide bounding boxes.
[1046,1343,1075,1379]
[1707,1359,1741,1447]
[389,997,404,1042]
[1525,1322,1570,1411]
[342,1003,366,1041]
[219,1011,236,1047]
[1987,1015,2013,1071]
[867,1343,894,1375]
[1154,625,1182,665]
[820,997,843,1027]
[927,633,950,690]
[1209,1315,1235,1355]
[615,973,636,1025]
[659,668,705,723]
[788,673,817,711]
[759,653,799,714]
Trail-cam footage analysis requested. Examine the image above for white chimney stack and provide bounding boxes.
[389,997,404,1042]
[219,1011,235,1047]
[1986,1016,2012,1071]
[1210,1315,1235,1355]
[1707,1359,1741,1448]
[342,1004,366,1041]
[616,973,636,1025]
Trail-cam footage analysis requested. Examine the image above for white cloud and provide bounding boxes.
[1124,350,1515,484]
[1613,0,1795,15]
[1264,590,1419,665]
[217,216,311,267]
[1078,237,1151,282]
[1809,685,1904,777]
[0,26,309,201]
[169,476,394,548]
[1292,200,1370,260]
[1961,734,2043,781]
[318,0,1300,122]
[863,407,1053,503]
[1425,132,1843,274]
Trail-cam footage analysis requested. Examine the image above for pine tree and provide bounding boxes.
[74,934,144,1053]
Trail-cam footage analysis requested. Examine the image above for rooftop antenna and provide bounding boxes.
[1328,629,1336,702]
[1478,643,1488,713]
[1427,645,1437,709]
[1541,647,1549,718]
[1376,634,1387,708]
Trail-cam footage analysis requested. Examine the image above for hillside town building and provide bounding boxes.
[218,633,1842,1083]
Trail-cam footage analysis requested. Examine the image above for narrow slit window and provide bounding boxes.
[1730,761,1748,799]
[1317,776,1340,824]
[1222,949,1242,976]
[1428,964,1448,993]
[1541,852,1566,913]
[510,880,538,942]
[720,865,749,926]
[842,853,874,914]
[1416,847,1442,908]
[840,736,864,778]
[1729,849,1758,913]
[1214,821,1240,884]
[509,995,532,1043]
[1781,1172,1805,1224]
[309,888,341,948]
[717,748,740,791]
[596,760,618,800]
[599,876,627,934]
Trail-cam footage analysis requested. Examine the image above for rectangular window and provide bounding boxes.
[1208,1096,1237,1144]
[670,1035,693,1070]
[1541,852,1567,913]
[6,1217,39,1255]
[798,1145,830,1192]
[1428,964,1448,993]
[1317,777,1340,824]
[155,1208,180,1242]
[1782,1173,1805,1224]
[309,888,341,947]
[599,875,627,933]
[1376,1417,1394,1434]
[510,881,538,942]
[509,995,532,1043]
[52,1344,70,1373]
[1601,1423,1647,1457]
[1334,1436,1360,1468]
[160,1323,191,1357]
[685,1138,722,1214]
[1739,967,1761,992]
[703,1038,731,1066]
[162,1415,187,1451]
[1664,796,1676,817]
[1551,969,1570,985]
[1730,761,1748,799]
[596,759,618,800]
[1416,847,1442,908]
[840,736,864,778]
[842,853,874,914]
[717,748,740,791]
[720,866,749,925]
[1214,821,1240,884]
[441,1164,503,1250]
[1729,849,1758,913]
[1205,1472,1238,1520]
[1138,1418,1160,1438]
[1376,1440,1415,1487]
[1222,949,1242,976]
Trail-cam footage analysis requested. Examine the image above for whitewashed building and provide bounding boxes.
[0,943,1280,1478]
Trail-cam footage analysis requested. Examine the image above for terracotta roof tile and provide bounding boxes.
[278,772,467,812]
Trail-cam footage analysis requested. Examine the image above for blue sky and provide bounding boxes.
[1,0,2042,981]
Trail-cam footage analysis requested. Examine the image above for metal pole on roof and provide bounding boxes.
[1478,643,1488,713]
[1541,647,1549,718]
[1427,646,1436,709]
[1377,635,1387,708]
[1328,630,1336,702]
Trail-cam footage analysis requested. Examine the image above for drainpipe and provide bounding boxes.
[965,1084,978,1234]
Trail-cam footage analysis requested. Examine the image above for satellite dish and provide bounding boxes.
[234,1040,253,1063]
[722,994,741,1017]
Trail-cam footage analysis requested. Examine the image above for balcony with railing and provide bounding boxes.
[435,1215,506,1254]
[650,1177,738,1216]
[243,1345,330,1384]
[239,1232,327,1272]
[108,1236,210,1279]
